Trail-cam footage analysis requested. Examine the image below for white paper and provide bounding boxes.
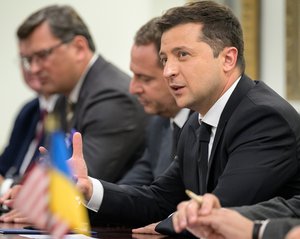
[20,234,97,239]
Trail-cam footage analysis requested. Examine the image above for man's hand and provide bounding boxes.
[68,132,93,201]
[286,226,300,239]
[173,193,253,239]
[0,209,28,223]
[173,193,221,233]
[188,208,253,239]
[42,132,92,201]
[0,185,29,223]
[132,222,160,234]
[0,185,21,208]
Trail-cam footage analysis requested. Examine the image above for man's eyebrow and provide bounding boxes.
[159,46,189,56]
[135,73,154,80]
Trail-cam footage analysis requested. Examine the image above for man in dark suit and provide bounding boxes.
[0,98,57,178]
[15,5,147,182]
[64,1,300,233]
[118,17,190,186]
[0,39,60,187]
[235,197,300,239]
[237,196,300,239]
[172,193,300,239]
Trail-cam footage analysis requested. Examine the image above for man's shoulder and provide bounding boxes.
[88,55,131,84]
[246,80,299,118]
[18,97,39,117]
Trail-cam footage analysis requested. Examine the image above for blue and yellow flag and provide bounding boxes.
[48,129,90,237]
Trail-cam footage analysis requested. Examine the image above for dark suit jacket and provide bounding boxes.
[0,98,40,176]
[262,218,300,239]
[89,75,300,228]
[236,196,300,239]
[117,116,173,186]
[60,55,147,182]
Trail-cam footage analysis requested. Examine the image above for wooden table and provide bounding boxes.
[0,223,184,239]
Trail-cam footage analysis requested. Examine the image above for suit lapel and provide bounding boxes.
[74,56,104,130]
[207,75,256,177]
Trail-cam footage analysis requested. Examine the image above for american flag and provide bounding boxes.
[14,164,69,239]
[14,164,49,230]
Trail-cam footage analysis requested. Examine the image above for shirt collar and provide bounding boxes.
[199,76,241,128]
[38,94,59,112]
[68,54,98,104]
[171,108,190,129]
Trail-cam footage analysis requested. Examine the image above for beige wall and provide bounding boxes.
[0,0,185,150]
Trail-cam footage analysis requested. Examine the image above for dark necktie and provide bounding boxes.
[66,100,75,132]
[198,122,212,194]
[171,122,181,159]
[36,109,48,145]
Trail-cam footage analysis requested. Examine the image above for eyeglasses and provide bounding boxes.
[20,41,68,71]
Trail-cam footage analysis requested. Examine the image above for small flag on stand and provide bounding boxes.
[14,112,90,239]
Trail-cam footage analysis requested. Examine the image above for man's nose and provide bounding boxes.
[129,79,143,95]
[163,60,178,79]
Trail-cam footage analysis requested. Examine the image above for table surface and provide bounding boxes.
[0,223,184,239]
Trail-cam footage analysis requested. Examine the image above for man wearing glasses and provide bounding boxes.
[16,5,147,182]
[0,41,60,189]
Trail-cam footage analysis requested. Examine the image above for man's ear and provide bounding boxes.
[222,47,238,72]
[71,35,90,61]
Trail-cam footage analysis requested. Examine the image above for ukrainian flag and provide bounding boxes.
[48,129,90,236]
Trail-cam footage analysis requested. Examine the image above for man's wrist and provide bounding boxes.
[252,220,269,239]
[252,221,262,239]
[85,177,103,212]
[85,177,93,201]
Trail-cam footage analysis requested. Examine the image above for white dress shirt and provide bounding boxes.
[19,94,59,176]
[86,77,241,212]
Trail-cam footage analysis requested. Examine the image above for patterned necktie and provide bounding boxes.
[198,122,212,194]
